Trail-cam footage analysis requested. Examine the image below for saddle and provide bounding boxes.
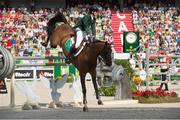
[67,40,87,61]
[67,43,90,64]
[65,29,92,64]
[71,29,90,52]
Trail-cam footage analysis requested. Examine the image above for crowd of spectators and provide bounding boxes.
[0,5,113,57]
[0,1,179,57]
[132,2,179,54]
[0,8,49,56]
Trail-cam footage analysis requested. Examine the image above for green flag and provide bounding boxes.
[123,32,139,53]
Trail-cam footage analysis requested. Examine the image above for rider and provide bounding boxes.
[66,6,99,63]
[74,6,98,45]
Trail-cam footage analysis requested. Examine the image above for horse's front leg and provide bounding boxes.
[90,71,103,105]
[80,74,88,112]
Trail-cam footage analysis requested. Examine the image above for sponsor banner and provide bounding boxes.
[0,79,7,94]
[14,70,34,79]
[36,69,53,79]
[9,67,72,80]
[13,68,54,80]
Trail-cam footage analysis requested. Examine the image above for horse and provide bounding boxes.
[46,12,112,111]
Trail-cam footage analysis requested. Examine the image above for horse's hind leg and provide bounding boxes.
[91,72,103,105]
[80,74,88,112]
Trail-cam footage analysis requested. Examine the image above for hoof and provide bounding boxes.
[98,100,103,105]
[83,106,88,112]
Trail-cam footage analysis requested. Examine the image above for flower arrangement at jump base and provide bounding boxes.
[130,74,180,103]
[132,88,180,103]
[132,75,142,85]
[131,75,145,93]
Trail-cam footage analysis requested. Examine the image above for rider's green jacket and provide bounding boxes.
[74,14,96,36]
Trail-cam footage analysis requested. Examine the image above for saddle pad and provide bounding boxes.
[65,38,72,52]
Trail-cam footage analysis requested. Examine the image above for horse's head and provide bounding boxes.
[99,42,112,66]
[46,12,68,48]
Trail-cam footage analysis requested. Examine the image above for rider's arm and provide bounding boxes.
[74,17,82,29]
[91,18,96,37]
[82,15,92,35]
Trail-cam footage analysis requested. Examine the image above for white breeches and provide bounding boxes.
[75,29,83,48]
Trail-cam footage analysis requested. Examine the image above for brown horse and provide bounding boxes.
[46,12,112,111]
